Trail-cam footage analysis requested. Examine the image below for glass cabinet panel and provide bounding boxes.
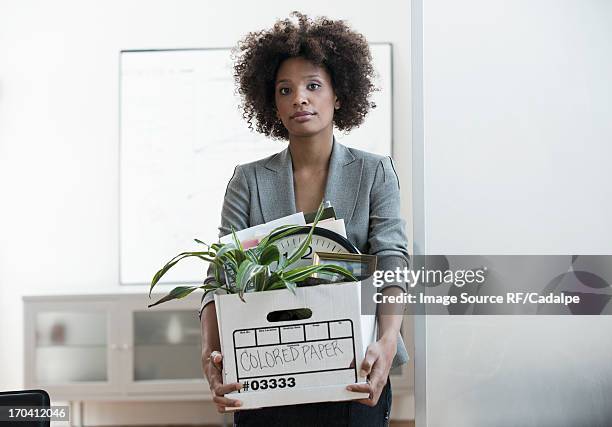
[35,311,108,383]
[132,310,201,381]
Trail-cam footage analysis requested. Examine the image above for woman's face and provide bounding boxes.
[274,57,340,139]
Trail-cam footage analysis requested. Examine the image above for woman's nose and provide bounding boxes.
[292,89,308,106]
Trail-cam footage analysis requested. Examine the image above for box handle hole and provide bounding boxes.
[267,308,312,322]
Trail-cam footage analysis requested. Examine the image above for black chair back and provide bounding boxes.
[0,389,51,427]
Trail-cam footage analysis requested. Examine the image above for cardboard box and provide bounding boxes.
[214,282,374,410]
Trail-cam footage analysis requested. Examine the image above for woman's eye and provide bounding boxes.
[279,87,290,95]
[307,83,321,90]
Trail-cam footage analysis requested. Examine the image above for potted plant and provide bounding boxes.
[148,203,357,308]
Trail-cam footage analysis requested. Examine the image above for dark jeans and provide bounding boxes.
[233,378,392,427]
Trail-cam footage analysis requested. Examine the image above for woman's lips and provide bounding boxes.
[292,112,315,122]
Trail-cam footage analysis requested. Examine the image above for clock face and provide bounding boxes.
[270,226,360,270]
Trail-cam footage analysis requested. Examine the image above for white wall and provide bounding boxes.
[412,1,612,426]
[0,0,413,424]
[421,0,611,255]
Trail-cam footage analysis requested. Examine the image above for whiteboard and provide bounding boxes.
[120,44,393,285]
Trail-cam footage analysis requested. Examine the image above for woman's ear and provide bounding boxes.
[334,97,340,110]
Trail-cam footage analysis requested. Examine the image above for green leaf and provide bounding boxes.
[245,249,259,263]
[234,250,247,265]
[284,279,297,295]
[235,260,250,298]
[283,264,357,283]
[266,281,287,290]
[311,264,358,282]
[283,265,324,282]
[263,272,282,291]
[218,253,238,273]
[212,261,223,285]
[149,251,215,297]
[194,238,208,247]
[148,286,199,308]
[235,260,266,299]
[215,242,239,259]
[281,202,326,269]
[230,226,243,252]
[260,225,303,249]
[259,245,280,265]
[255,224,298,249]
[254,269,268,292]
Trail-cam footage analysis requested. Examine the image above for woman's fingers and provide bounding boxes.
[346,382,377,406]
[210,350,224,370]
[212,395,242,413]
[206,351,242,412]
[349,340,392,406]
[212,394,242,407]
[213,381,242,396]
[202,350,223,377]
[346,383,371,394]
[347,362,387,407]
[359,345,379,377]
[348,381,382,407]
[212,382,243,413]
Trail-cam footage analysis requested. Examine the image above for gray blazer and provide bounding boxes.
[202,137,410,367]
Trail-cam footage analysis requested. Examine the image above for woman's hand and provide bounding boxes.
[346,334,397,406]
[203,350,243,413]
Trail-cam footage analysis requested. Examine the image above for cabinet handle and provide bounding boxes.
[110,344,118,350]
[120,344,131,350]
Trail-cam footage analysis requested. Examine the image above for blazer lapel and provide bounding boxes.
[255,147,297,224]
[254,137,363,226]
[323,138,363,226]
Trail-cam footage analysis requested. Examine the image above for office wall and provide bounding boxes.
[412,0,612,426]
[0,0,413,424]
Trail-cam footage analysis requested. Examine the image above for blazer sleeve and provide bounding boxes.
[368,156,410,291]
[199,165,250,317]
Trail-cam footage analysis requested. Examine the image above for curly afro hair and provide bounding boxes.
[232,11,377,140]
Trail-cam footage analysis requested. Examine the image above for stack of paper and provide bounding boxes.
[219,205,347,247]
[219,212,306,247]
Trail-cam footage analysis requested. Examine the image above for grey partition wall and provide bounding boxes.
[411,1,612,426]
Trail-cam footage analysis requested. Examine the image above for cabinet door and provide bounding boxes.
[121,295,209,395]
[24,299,122,398]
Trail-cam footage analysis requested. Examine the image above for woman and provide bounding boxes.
[200,12,409,427]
